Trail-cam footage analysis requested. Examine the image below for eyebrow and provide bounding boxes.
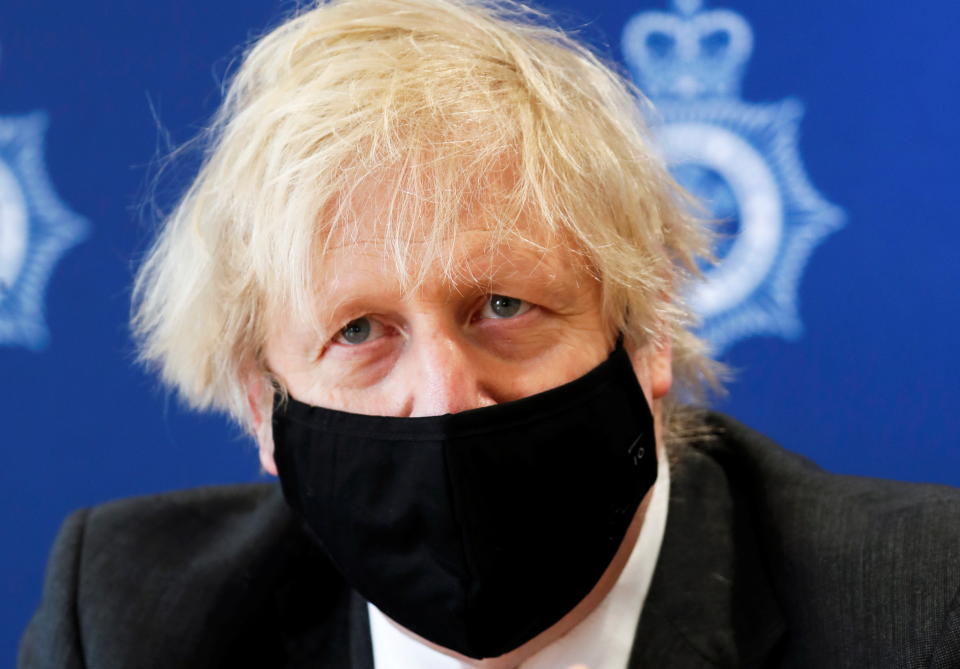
[313,249,587,330]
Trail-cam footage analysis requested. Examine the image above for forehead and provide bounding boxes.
[319,229,579,298]
[262,176,600,342]
[314,163,586,294]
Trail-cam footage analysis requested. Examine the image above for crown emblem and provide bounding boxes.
[622,0,753,100]
[620,1,845,354]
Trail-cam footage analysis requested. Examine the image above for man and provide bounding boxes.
[19,0,960,666]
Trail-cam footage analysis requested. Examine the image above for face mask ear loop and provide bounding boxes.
[267,368,289,417]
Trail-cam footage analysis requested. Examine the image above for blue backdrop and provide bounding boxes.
[2,0,958,660]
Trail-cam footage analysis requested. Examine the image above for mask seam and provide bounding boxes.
[440,438,479,652]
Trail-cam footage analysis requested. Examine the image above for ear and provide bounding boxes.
[626,336,673,404]
[245,371,278,476]
[648,340,673,400]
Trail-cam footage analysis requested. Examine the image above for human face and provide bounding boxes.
[248,205,672,668]
[251,219,672,475]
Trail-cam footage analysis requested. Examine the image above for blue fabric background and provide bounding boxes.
[2,0,958,659]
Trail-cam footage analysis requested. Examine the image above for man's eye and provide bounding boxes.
[335,317,383,345]
[479,295,532,320]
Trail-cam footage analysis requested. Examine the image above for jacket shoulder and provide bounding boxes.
[84,482,287,560]
[21,483,345,669]
[693,412,960,539]
[688,413,960,666]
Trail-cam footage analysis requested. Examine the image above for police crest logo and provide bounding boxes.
[0,107,88,349]
[622,0,845,353]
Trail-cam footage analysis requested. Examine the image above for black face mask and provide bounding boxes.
[272,341,658,659]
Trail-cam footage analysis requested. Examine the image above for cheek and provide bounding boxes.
[266,336,399,412]
[310,384,405,415]
[506,334,611,399]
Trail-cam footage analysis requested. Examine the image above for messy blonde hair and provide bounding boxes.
[132,0,722,440]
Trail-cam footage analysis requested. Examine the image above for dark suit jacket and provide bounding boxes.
[19,414,960,668]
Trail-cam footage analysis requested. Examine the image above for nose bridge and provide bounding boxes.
[410,331,488,417]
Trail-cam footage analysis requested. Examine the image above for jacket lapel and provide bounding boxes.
[629,443,785,668]
[269,517,377,668]
[265,513,361,668]
[349,591,376,669]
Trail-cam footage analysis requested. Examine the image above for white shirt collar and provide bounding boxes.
[368,455,671,669]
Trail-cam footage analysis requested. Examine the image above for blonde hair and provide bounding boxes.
[132,0,722,440]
